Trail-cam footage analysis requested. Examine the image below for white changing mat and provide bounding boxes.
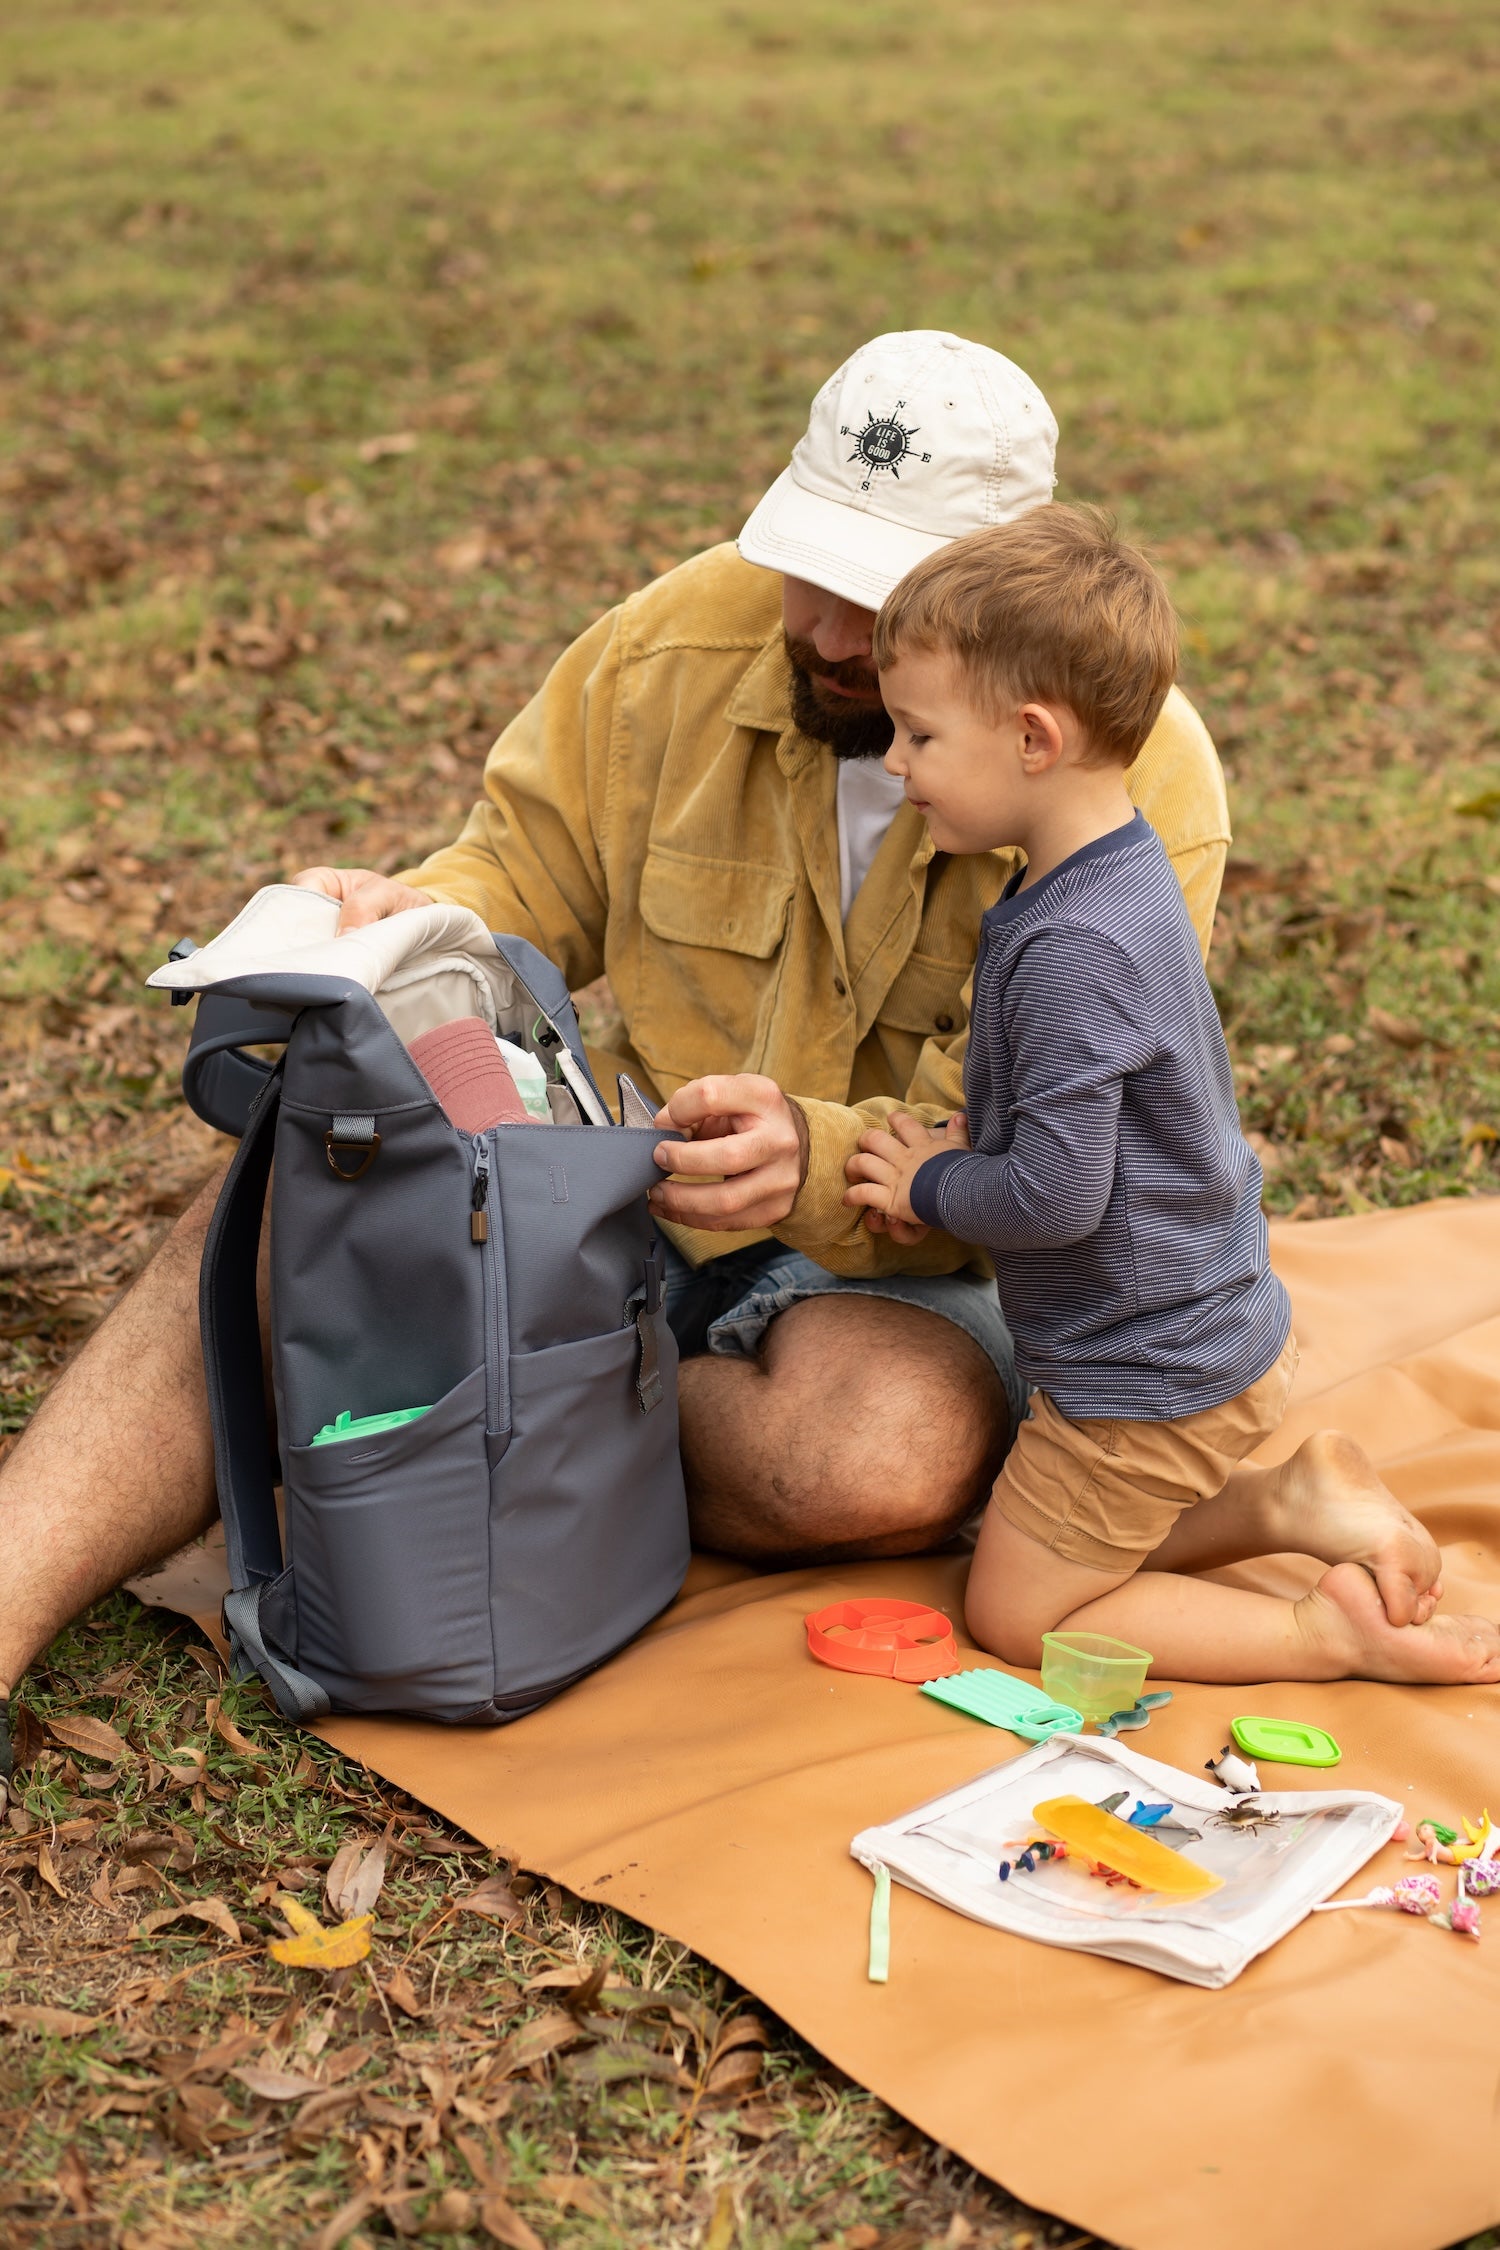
[145,885,517,1044]
[852,1734,1402,1988]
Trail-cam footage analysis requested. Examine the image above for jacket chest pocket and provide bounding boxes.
[877,949,972,1041]
[631,848,797,1082]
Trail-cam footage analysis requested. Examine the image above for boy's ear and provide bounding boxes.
[1017,701,1066,772]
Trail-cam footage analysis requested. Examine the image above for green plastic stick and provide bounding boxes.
[309,1405,433,1447]
[868,1864,891,1984]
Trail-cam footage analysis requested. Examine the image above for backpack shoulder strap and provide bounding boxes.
[199,1068,330,1721]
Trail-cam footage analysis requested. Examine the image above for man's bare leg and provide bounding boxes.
[0,1166,228,1697]
[680,1294,1011,1563]
[1142,1431,1443,1625]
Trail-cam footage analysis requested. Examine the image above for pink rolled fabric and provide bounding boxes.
[408,1017,529,1131]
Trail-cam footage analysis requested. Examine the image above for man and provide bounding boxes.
[0,331,1228,1727]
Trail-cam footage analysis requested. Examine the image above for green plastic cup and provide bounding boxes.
[1040,1631,1152,1726]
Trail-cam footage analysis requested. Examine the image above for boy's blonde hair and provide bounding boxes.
[872,504,1178,765]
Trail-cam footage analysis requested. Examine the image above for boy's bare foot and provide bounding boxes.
[1296,1562,1500,1684]
[1268,1431,1442,1627]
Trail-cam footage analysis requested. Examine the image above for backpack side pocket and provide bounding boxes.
[283,1366,493,1716]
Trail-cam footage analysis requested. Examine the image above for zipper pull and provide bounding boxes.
[470,1144,490,1243]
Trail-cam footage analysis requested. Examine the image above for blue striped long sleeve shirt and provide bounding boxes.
[908,812,1290,1420]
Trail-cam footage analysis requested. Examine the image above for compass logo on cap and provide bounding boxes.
[841,401,933,491]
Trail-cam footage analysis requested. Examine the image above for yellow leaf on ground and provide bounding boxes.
[269,1911,374,1969]
[274,1892,324,1935]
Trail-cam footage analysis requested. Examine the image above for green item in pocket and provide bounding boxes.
[310,1405,434,1446]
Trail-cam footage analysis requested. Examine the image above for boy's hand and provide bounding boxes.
[843,1112,968,1237]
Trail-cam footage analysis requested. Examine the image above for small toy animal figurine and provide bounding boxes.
[1206,1746,1261,1794]
[1208,1799,1281,1836]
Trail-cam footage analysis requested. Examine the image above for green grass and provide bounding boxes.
[2,0,1499,2242]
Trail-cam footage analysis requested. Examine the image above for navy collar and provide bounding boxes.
[988,810,1151,926]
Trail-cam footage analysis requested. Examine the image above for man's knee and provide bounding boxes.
[682,1294,1013,1563]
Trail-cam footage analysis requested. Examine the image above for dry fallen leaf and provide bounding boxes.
[436,527,489,575]
[46,1713,131,1764]
[534,2173,607,2217]
[456,1871,524,1925]
[134,1897,242,1944]
[0,2004,102,2038]
[190,2026,261,2077]
[205,1697,265,1760]
[704,2045,763,2097]
[428,2189,476,2231]
[56,2145,93,2218]
[230,2062,326,2102]
[325,1834,387,1919]
[478,2195,546,2250]
[358,430,418,463]
[490,2007,585,2078]
[111,1864,166,1897]
[557,1960,609,2018]
[1366,1005,1435,1050]
[310,2192,379,2250]
[7,1704,46,1770]
[703,2185,737,2250]
[34,1840,66,1898]
[382,1964,426,2018]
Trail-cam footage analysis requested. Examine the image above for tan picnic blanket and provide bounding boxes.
[137,1195,1500,2250]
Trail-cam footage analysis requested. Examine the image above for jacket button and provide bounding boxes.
[834,976,848,997]
[935,1013,954,1033]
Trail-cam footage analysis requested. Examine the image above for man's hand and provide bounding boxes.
[844,1110,969,1240]
[291,865,434,931]
[648,1075,809,1231]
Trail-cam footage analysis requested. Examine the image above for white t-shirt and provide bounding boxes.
[836,759,909,923]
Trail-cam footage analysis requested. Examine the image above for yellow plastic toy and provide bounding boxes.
[1453,1811,1495,1864]
[1031,1795,1224,1900]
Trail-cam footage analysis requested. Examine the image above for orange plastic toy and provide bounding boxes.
[803,1598,959,1683]
[1031,1795,1224,1900]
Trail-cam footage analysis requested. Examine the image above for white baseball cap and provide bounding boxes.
[738,329,1058,611]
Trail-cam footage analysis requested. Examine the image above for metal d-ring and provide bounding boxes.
[324,1125,381,1181]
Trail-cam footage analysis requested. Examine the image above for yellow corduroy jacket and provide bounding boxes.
[404,543,1231,1276]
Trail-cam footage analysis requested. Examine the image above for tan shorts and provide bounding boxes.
[993,1332,1300,1573]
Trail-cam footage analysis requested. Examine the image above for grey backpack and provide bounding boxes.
[154,891,690,1725]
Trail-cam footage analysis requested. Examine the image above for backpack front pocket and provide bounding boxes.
[283,1365,493,1713]
[488,1323,689,1698]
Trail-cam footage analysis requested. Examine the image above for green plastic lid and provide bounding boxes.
[310,1404,433,1447]
[1230,1714,1342,1768]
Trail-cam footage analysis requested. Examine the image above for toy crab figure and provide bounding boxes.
[1208,1800,1282,1838]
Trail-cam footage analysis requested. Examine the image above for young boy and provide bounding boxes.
[845,505,1500,1686]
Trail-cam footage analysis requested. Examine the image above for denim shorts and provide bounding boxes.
[660,1235,1028,1433]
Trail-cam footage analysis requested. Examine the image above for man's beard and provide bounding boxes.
[783,631,894,761]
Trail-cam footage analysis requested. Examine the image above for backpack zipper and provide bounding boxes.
[470,1136,510,1449]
